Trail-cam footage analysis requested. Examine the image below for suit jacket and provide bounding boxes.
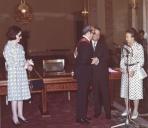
[91,38,109,79]
[74,37,93,82]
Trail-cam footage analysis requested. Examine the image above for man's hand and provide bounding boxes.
[91,57,99,65]
[73,47,78,58]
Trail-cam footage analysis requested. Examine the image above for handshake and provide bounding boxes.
[25,59,34,71]
[91,57,99,65]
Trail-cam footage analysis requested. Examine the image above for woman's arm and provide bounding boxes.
[130,45,144,72]
[3,45,18,67]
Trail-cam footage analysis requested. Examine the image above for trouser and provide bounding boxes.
[93,78,111,118]
[76,79,90,119]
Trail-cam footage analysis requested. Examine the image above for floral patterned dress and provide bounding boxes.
[3,40,31,101]
[120,42,144,100]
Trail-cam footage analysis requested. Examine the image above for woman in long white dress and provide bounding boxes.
[3,25,33,125]
[120,28,144,119]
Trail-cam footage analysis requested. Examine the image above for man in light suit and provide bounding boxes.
[91,27,111,119]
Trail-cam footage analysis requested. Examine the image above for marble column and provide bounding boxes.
[143,0,148,55]
[143,0,148,37]
[131,0,138,29]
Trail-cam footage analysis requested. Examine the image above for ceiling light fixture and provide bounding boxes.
[14,0,33,24]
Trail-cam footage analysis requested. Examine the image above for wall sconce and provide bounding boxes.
[81,0,89,16]
[14,0,33,24]
[81,0,89,25]
[81,8,89,16]
[130,0,138,9]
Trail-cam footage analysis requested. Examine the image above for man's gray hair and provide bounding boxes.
[82,25,93,35]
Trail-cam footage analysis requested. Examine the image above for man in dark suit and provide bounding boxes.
[91,27,111,119]
[74,25,94,124]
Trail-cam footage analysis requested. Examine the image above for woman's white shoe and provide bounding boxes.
[121,111,128,116]
[121,109,131,116]
[131,112,138,119]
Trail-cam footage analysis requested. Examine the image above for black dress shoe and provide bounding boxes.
[76,118,90,124]
[18,118,29,124]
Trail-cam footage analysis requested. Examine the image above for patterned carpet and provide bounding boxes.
[111,110,140,128]
[1,92,148,128]
[111,102,148,128]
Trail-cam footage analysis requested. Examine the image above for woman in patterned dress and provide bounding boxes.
[3,25,33,125]
[120,28,144,119]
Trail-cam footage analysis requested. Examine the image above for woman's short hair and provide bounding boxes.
[139,29,145,35]
[126,28,138,41]
[6,25,22,40]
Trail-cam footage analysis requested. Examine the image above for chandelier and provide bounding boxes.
[14,0,33,24]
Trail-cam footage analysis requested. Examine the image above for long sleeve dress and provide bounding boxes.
[3,40,31,101]
[120,42,144,100]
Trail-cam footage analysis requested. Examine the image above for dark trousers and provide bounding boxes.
[76,79,90,119]
[93,77,111,118]
[75,66,92,119]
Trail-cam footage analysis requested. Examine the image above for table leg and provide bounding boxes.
[41,85,49,117]
[67,91,71,101]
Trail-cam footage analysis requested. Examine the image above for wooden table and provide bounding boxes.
[42,72,121,115]
[0,72,121,128]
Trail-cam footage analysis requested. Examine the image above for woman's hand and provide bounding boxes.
[24,59,34,71]
[27,65,33,71]
[129,70,135,77]
[120,68,126,74]
[27,59,34,66]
